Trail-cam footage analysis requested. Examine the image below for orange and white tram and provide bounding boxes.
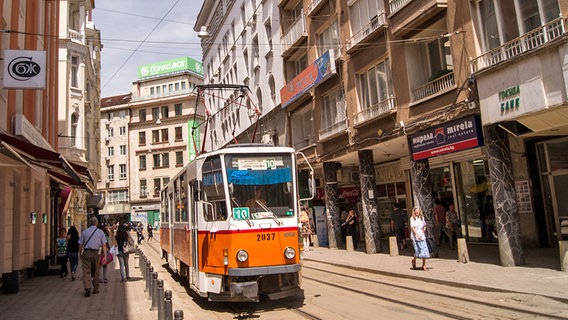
[160,144,312,302]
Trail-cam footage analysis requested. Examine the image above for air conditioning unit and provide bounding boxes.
[105,137,110,142]
[105,156,110,161]
[105,180,110,184]
[261,133,273,145]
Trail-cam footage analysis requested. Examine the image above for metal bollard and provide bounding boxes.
[145,265,153,293]
[148,271,157,302]
[164,290,173,320]
[157,280,165,320]
[174,310,183,320]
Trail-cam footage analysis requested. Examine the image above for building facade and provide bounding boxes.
[196,0,568,268]
[57,0,101,229]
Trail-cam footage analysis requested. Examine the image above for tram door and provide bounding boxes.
[537,138,568,245]
[189,181,199,288]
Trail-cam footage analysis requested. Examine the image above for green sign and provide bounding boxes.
[499,85,520,114]
[187,120,200,161]
[233,207,250,220]
[138,57,203,79]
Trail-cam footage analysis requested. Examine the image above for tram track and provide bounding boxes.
[302,261,568,320]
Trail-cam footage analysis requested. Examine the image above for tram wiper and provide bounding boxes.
[256,200,282,226]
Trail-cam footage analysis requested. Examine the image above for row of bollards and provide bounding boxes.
[135,248,184,320]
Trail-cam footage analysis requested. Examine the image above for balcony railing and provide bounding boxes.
[389,0,413,15]
[354,97,396,126]
[131,88,195,102]
[293,134,315,150]
[347,12,386,51]
[68,29,85,44]
[282,14,307,53]
[308,0,326,16]
[471,17,567,73]
[319,118,348,140]
[411,71,455,103]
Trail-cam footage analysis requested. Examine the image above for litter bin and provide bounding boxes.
[36,259,49,276]
[2,271,19,294]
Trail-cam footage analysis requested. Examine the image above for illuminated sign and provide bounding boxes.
[138,57,203,79]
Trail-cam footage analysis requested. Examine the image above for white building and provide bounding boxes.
[58,0,102,228]
[195,0,286,151]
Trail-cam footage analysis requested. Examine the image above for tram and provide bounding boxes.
[160,144,313,302]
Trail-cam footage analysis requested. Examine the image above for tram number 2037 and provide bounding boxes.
[257,233,276,241]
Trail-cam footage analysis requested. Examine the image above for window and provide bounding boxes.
[107,190,129,204]
[150,87,155,95]
[152,107,159,121]
[107,112,114,121]
[181,81,186,90]
[139,155,146,170]
[358,59,392,110]
[176,151,183,166]
[108,127,114,137]
[162,85,167,93]
[119,111,126,119]
[154,178,161,196]
[71,56,79,88]
[174,103,182,116]
[71,113,78,147]
[162,153,170,168]
[321,88,346,130]
[140,179,147,197]
[119,164,127,179]
[349,0,381,38]
[119,145,126,155]
[175,83,180,91]
[202,156,227,221]
[175,126,183,141]
[119,126,126,136]
[107,165,114,180]
[153,154,161,168]
[291,108,314,150]
[139,132,146,145]
[317,21,339,57]
[152,130,160,143]
[139,109,146,122]
[161,128,169,142]
[107,146,114,157]
[168,84,173,92]
[161,106,169,119]
[156,86,161,94]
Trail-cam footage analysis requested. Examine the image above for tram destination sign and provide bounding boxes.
[409,115,484,161]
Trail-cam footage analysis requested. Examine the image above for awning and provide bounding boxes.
[0,131,93,193]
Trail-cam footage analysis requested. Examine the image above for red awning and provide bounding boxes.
[0,131,93,193]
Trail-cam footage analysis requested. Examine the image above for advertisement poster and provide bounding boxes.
[313,206,328,247]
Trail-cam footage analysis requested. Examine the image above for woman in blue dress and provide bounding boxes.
[410,207,430,271]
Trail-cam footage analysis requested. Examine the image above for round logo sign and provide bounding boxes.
[140,66,150,77]
[8,56,41,81]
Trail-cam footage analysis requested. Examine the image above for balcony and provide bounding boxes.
[354,97,396,126]
[411,71,455,103]
[282,14,307,54]
[319,118,348,140]
[389,0,412,15]
[347,12,387,52]
[308,0,326,16]
[68,29,85,44]
[471,17,567,73]
[131,88,195,102]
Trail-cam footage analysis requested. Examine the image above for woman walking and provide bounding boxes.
[67,226,80,281]
[410,207,430,271]
[56,228,68,278]
[115,224,131,282]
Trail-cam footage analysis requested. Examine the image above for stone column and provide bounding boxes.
[323,161,342,249]
[358,150,381,253]
[485,124,525,266]
[410,159,437,256]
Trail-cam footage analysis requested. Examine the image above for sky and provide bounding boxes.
[94,0,203,98]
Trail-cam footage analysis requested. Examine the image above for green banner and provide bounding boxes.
[187,120,200,161]
[138,57,203,79]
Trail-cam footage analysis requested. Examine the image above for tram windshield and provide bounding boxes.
[225,154,295,220]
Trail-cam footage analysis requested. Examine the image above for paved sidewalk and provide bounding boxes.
[303,243,568,303]
[0,253,156,320]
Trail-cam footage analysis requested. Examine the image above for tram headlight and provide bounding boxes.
[236,249,249,262]
[284,247,296,259]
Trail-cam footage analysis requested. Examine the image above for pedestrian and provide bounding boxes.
[390,202,407,250]
[66,226,80,281]
[98,223,111,283]
[135,222,144,244]
[115,224,132,282]
[433,199,447,245]
[147,224,154,242]
[342,209,358,249]
[410,207,430,271]
[445,204,461,249]
[79,216,108,297]
[300,207,312,251]
[56,227,68,278]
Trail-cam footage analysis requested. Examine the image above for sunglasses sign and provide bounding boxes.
[3,50,47,89]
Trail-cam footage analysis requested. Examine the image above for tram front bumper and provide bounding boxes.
[230,281,258,299]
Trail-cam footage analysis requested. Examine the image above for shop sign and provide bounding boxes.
[3,50,46,89]
[409,115,483,161]
[280,50,336,109]
[138,56,203,78]
[339,187,360,200]
[499,85,520,115]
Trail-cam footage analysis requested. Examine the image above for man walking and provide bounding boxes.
[391,202,407,250]
[78,216,108,297]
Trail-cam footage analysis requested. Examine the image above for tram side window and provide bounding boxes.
[202,156,227,221]
[180,175,188,222]
[174,180,181,222]
[161,190,169,223]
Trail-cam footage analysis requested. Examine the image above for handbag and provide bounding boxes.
[100,251,113,265]
[125,235,137,254]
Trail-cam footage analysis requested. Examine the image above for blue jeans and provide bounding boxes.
[68,252,79,274]
[117,252,130,281]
